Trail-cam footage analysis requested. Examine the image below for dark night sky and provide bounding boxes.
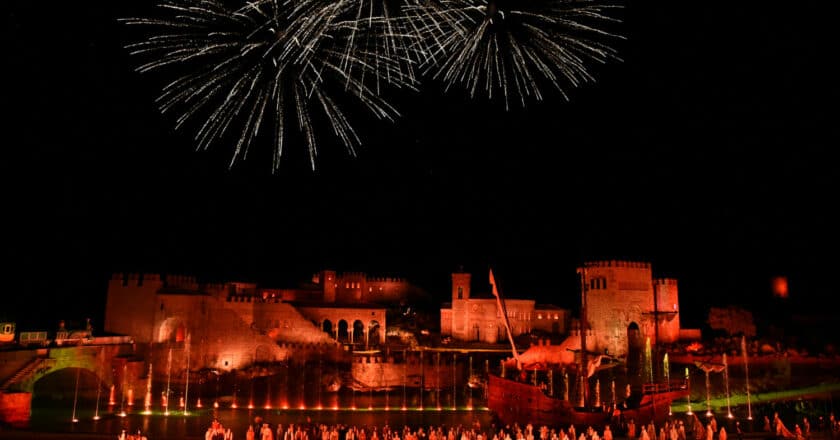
[3,2,837,331]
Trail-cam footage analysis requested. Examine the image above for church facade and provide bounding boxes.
[441,261,697,357]
[440,271,569,344]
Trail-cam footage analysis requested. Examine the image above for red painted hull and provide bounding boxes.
[487,374,611,427]
[620,387,690,426]
[487,374,688,428]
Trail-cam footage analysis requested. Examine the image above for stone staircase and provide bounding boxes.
[0,357,55,391]
[272,303,337,344]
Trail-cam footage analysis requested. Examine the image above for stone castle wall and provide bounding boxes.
[654,278,681,342]
[105,274,349,373]
[0,391,31,426]
[573,261,692,357]
[707,306,756,337]
[104,273,162,344]
[351,355,463,390]
[222,297,335,345]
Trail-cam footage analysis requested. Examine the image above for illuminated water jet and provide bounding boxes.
[71,367,81,423]
[742,336,752,420]
[723,353,732,418]
[184,334,191,416]
[93,375,102,420]
[164,347,172,416]
[685,367,693,415]
[144,363,153,415]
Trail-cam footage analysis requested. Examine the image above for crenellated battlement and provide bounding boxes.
[366,276,406,283]
[653,278,678,285]
[204,282,226,292]
[110,273,196,287]
[111,273,162,286]
[583,260,651,269]
[225,294,284,304]
[161,274,199,291]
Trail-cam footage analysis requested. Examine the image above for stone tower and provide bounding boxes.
[452,272,471,301]
[577,261,660,357]
[321,270,337,303]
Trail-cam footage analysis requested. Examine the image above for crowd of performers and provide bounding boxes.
[196,411,840,440]
[761,411,840,440]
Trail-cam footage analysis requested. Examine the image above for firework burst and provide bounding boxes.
[122,0,417,171]
[123,0,622,170]
[405,0,623,109]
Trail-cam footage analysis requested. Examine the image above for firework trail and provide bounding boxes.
[404,0,622,109]
[122,0,416,171]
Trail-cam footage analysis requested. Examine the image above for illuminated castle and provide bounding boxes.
[579,260,693,358]
[442,261,699,360]
[103,270,409,372]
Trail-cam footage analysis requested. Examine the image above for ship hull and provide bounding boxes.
[487,374,688,428]
[620,387,690,426]
[487,374,611,427]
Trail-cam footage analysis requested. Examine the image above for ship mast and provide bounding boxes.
[578,265,588,408]
[642,281,678,384]
[489,269,522,368]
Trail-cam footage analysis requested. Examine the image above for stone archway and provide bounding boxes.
[157,317,187,343]
[367,321,381,347]
[352,320,365,345]
[627,322,641,347]
[627,322,642,384]
[323,319,333,337]
[337,320,349,343]
[31,367,105,409]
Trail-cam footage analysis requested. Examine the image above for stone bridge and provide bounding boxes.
[0,337,136,425]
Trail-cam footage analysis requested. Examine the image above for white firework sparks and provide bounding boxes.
[122,0,416,171]
[404,0,622,109]
[122,0,622,170]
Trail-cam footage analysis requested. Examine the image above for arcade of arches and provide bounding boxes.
[320,318,381,346]
[297,306,386,346]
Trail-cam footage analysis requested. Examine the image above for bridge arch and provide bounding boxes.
[31,367,106,408]
[0,343,132,425]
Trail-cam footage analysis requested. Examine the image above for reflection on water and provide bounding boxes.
[24,396,839,439]
[29,392,494,439]
[24,352,498,438]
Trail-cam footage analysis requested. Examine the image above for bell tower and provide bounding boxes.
[451,271,471,301]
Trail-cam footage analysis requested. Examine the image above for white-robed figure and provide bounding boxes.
[640,425,650,440]
[261,423,275,440]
